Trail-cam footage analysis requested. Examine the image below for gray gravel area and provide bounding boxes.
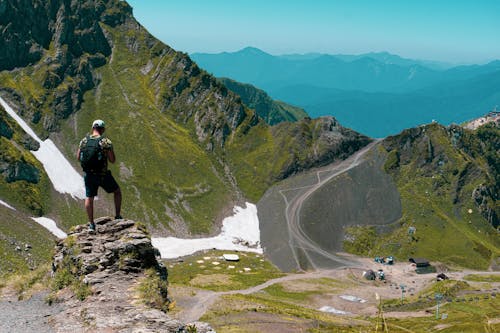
[258,143,401,271]
[0,292,64,333]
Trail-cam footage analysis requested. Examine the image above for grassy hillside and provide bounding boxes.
[0,206,55,277]
[218,77,307,125]
[346,123,499,269]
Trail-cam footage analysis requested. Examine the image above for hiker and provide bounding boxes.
[77,119,122,230]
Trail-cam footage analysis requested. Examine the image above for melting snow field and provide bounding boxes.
[32,217,67,239]
[0,97,85,199]
[0,199,15,210]
[340,295,367,303]
[152,203,262,258]
[319,306,350,315]
[0,198,66,239]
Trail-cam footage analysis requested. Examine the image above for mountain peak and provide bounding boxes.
[236,46,272,56]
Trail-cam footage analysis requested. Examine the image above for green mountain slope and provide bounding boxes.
[365,123,499,269]
[0,0,370,247]
[217,77,307,125]
[0,205,55,277]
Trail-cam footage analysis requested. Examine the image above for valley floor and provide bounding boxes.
[166,254,500,332]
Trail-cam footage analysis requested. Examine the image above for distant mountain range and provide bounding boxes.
[192,47,500,137]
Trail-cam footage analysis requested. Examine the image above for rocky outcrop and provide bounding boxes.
[272,116,372,180]
[51,217,213,333]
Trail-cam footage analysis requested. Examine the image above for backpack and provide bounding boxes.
[80,135,106,172]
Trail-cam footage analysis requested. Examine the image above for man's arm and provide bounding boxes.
[76,148,81,161]
[107,150,116,164]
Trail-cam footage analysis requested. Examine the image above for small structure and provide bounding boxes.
[363,269,376,280]
[409,258,430,267]
[222,254,240,261]
[374,256,394,265]
[437,273,449,281]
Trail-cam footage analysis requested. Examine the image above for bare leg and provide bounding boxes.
[114,187,122,218]
[85,197,94,224]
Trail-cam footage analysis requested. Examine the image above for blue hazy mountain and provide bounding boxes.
[191,47,500,137]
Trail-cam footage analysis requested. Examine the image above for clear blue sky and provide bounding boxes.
[126,0,500,64]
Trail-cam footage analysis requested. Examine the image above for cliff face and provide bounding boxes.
[50,217,213,332]
[0,0,126,133]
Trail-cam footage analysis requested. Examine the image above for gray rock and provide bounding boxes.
[50,216,214,332]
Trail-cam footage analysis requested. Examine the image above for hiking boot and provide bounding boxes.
[88,222,96,231]
[115,215,123,220]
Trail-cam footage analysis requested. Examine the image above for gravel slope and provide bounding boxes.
[0,292,64,333]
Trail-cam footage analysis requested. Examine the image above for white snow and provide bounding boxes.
[0,199,15,210]
[339,295,367,303]
[0,97,85,199]
[32,217,67,239]
[319,306,350,315]
[152,203,262,258]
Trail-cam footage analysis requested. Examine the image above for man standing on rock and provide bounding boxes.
[77,119,122,230]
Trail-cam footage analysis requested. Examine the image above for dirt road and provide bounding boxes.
[278,141,379,271]
[173,268,351,323]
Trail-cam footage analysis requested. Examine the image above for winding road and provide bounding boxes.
[278,141,379,271]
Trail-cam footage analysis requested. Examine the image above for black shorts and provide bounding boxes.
[84,171,119,198]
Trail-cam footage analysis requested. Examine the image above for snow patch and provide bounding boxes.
[32,217,67,239]
[0,97,85,199]
[0,199,15,210]
[319,306,350,315]
[152,203,262,258]
[339,295,367,303]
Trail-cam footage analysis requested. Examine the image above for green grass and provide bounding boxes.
[464,274,500,283]
[0,207,55,277]
[0,264,52,300]
[166,250,284,291]
[382,296,499,333]
[201,293,363,333]
[135,267,171,312]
